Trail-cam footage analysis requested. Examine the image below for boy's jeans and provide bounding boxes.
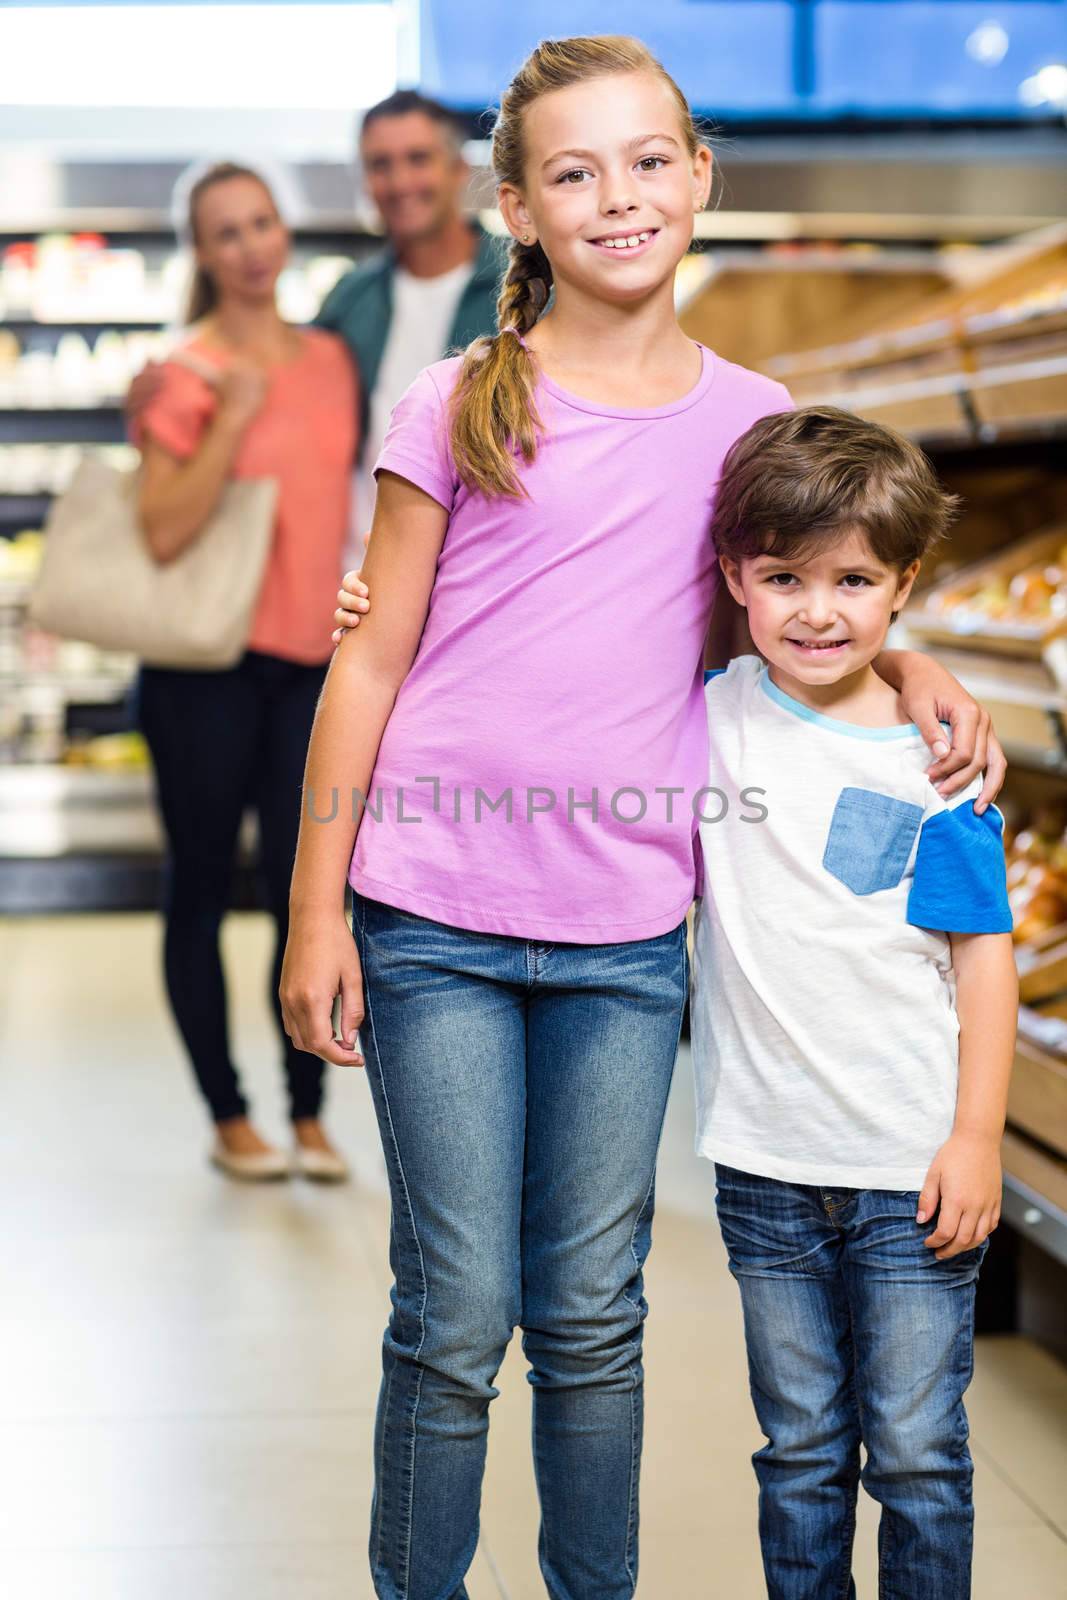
[352,893,689,1600]
[714,1163,987,1600]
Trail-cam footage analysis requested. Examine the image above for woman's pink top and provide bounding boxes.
[136,329,357,666]
[348,346,791,944]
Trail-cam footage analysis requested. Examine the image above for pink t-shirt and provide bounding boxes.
[349,345,791,944]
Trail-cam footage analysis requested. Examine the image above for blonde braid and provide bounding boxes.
[448,237,554,499]
[499,238,552,333]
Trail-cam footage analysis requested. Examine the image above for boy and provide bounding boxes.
[693,406,1017,1600]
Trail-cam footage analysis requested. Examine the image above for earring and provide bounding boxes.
[522,233,532,244]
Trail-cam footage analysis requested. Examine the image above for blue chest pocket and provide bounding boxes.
[823,787,924,896]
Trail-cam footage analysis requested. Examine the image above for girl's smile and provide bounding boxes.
[586,227,660,256]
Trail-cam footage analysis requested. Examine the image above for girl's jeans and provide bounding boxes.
[714,1163,987,1600]
[352,893,690,1600]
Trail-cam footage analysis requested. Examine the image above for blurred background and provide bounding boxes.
[1,3,1066,1596]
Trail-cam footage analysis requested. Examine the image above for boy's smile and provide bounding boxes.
[785,636,852,658]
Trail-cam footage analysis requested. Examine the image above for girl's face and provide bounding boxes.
[193,176,289,307]
[499,72,711,307]
[721,531,921,688]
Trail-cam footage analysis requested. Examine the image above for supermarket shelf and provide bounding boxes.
[967,304,1067,347]
[0,849,274,915]
[5,673,133,703]
[0,407,125,444]
[0,850,164,914]
[918,418,1067,453]
[0,318,164,337]
[999,742,1067,780]
[909,648,1067,716]
[11,208,1055,246]
[1002,1170,1067,1270]
[0,214,382,246]
[0,765,267,912]
[770,304,1067,380]
[814,352,1067,420]
[0,763,158,849]
[0,493,50,529]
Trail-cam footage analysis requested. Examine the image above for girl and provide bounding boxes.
[134,162,357,1183]
[284,37,1003,1599]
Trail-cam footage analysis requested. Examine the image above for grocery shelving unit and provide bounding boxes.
[751,224,1067,1354]
[0,215,379,912]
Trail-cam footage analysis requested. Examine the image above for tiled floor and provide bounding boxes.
[2,911,1066,1598]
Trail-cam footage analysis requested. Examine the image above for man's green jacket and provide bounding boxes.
[315,221,505,457]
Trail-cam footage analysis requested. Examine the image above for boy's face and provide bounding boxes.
[720,529,920,686]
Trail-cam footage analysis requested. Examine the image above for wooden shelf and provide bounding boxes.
[1008,1036,1067,1158]
[1001,1129,1067,1267]
[763,227,1067,443]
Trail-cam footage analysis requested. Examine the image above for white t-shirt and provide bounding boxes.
[690,655,1011,1191]
[350,258,474,556]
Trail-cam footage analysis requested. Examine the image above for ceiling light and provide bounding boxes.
[1019,63,1067,109]
[966,21,1010,67]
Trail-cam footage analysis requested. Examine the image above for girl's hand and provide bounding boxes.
[895,652,1006,812]
[217,361,269,433]
[280,913,365,1067]
[332,569,370,646]
[917,1132,1002,1260]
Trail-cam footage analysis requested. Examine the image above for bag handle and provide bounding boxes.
[167,345,225,389]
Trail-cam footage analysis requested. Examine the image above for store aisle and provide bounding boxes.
[2,912,1066,1599]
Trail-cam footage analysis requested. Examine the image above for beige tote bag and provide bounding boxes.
[29,353,277,670]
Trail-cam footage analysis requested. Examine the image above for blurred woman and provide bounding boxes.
[133,162,357,1181]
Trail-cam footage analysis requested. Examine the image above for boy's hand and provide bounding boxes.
[917,1131,1002,1259]
[332,569,370,646]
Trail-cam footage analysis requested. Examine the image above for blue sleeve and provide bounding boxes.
[906,802,1012,935]
[703,668,728,684]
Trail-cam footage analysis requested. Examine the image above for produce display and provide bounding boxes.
[0,233,355,330]
[0,529,139,765]
[1005,807,1067,946]
[926,539,1067,633]
[969,277,1067,337]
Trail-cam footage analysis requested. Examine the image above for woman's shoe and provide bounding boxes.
[292,1142,351,1184]
[209,1136,291,1182]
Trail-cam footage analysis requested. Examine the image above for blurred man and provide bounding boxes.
[317,90,503,542]
[129,92,502,547]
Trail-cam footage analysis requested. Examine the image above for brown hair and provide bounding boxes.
[710,406,959,572]
[449,35,706,500]
[360,88,467,153]
[178,161,279,325]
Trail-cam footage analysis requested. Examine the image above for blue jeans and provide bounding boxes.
[352,895,689,1600]
[714,1165,986,1600]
